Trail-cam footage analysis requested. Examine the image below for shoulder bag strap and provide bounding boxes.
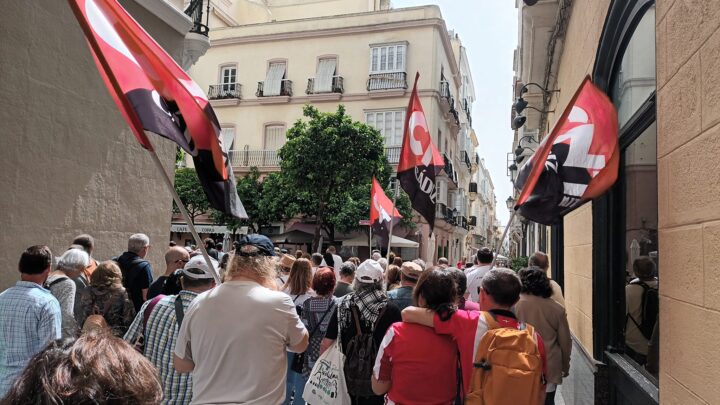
[350,305,363,336]
[47,276,69,289]
[373,304,388,329]
[175,295,185,328]
[143,294,166,330]
[308,301,335,337]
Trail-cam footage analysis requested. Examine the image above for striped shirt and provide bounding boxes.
[124,291,198,405]
[0,281,62,397]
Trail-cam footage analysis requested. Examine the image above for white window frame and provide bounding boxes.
[263,123,287,150]
[369,43,407,74]
[364,109,405,147]
[219,65,237,92]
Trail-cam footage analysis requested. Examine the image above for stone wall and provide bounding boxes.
[0,1,184,288]
[657,0,720,402]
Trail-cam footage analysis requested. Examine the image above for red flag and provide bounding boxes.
[514,76,619,224]
[397,73,445,231]
[67,0,246,218]
[370,178,402,247]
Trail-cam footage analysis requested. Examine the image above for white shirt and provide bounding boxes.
[175,280,307,405]
[320,254,343,278]
[466,265,493,303]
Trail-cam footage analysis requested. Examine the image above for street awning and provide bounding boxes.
[342,235,419,248]
[271,230,315,244]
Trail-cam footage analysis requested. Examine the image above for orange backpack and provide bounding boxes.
[465,311,545,405]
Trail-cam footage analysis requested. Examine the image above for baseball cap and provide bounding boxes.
[356,259,384,284]
[182,256,218,280]
[237,234,276,257]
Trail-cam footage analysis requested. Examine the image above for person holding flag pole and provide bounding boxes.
[371,178,402,259]
[491,76,620,269]
[66,0,248,283]
[394,72,446,263]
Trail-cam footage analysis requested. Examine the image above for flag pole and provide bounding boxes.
[385,180,399,261]
[144,139,222,284]
[490,209,517,270]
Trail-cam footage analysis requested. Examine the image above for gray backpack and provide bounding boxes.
[343,305,386,397]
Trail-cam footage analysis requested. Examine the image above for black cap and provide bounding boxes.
[237,234,276,257]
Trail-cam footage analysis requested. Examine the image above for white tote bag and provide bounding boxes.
[302,339,351,405]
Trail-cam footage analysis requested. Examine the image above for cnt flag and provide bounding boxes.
[67,0,247,218]
[514,76,619,225]
[397,73,445,231]
[370,178,402,248]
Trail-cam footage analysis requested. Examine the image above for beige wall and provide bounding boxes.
[656,0,720,402]
[539,0,610,355]
[0,1,183,289]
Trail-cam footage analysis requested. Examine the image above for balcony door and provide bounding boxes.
[263,124,286,166]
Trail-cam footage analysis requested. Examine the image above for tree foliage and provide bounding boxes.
[276,104,413,250]
[173,168,210,223]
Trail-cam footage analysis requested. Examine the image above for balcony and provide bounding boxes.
[228,150,280,168]
[463,99,472,127]
[367,72,408,91]
[440,80,460,126]
[460,151,472,169]
[184,0,208,36]
[306,76,344,95]
[469,216,477,226]
[256,79,293,97]
[469,182,478,200]
[385,146,401,164]
[443,153,458,188]
[208,84,241,100]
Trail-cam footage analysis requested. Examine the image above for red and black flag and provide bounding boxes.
[68,0,247,218]
[514,77,619,225]
[397,73,445,231]
[370,177,402,248]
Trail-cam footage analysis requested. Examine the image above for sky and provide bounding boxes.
[392,0,518,224]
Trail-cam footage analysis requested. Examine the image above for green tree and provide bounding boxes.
[276,104,413,250]
[173,167,210,223]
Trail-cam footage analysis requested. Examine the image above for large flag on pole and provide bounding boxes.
[67,0,247,218]
[397,73,445,231]
[370,178,402,248]
[514,76,619,225]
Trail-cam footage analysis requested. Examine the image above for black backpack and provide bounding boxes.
[627,280,658,340]
[343,305,386,397]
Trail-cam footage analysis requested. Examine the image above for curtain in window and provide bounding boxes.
[220,127,235,152]
[264,125,286,150]
[315,58,337,93]
[264,63,286,96]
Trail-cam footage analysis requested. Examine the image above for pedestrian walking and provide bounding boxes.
[115,233,154,312]
[71,234,100,283]
[124,255,217,405]
[528,251,565,307]
[147,247,190,300]
[387,261,424,310]
[173,234,308,404]
[334,262,356,297]
[0,245,62,397]
[46,248,89,338]
[465,247,494,303]
[372,268,459,405]
[384,265,401,291]
[321,259,402,405]
[447,267,479,311]
[515,267,572,405]
[77,261,136,336]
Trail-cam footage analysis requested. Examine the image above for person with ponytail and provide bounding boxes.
[371,268,459,405]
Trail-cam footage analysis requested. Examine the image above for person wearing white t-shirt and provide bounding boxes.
[174,235,308,405]
[319,246,343,278]
[465,247,495,304]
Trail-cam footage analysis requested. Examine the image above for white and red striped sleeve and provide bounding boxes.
[373,324,397,381]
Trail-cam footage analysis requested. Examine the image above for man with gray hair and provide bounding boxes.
[115,233,154,312]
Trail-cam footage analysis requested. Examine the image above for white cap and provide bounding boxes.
[182,255,218,280]
[356,259,384,284]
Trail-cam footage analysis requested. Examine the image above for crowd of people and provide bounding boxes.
[0,231,660,404]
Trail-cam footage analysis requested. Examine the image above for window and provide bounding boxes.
[314,57,337,93]
[370,44,406,73]
[220,66,237,91]
[365,110,404,146]
[220,127,235,152]
[263,62,286,96]
[264,124,286,150]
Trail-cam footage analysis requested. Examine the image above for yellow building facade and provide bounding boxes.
[181,0,497,263]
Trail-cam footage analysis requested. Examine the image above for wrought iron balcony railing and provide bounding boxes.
[306,76,344,94]
[256,80,293,97]
[367,72,408,91]
[460,151,472,169]
[184,0,209,36]
[208,84,241,100]
[463,98,472,126]
[469,182,478,194]
[228,150,281,168]
[385,146,401,164]
[440,80,459,125]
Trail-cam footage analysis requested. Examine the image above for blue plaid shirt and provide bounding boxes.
[124,291,198,405]
[0,281,61,396]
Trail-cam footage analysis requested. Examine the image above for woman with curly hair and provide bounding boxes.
[1,331,162,404]
[515,267,572,405]
[77,261,136,336]
[371,268,459,405]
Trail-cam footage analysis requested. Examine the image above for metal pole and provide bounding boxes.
[490,209,517,270]
[386,181,399,260]
[145,140,221,284]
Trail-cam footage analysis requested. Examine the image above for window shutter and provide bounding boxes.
[315,58,337,93]
[264,125,286,150]
[264,63,286,96]
[220,127,236,152]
